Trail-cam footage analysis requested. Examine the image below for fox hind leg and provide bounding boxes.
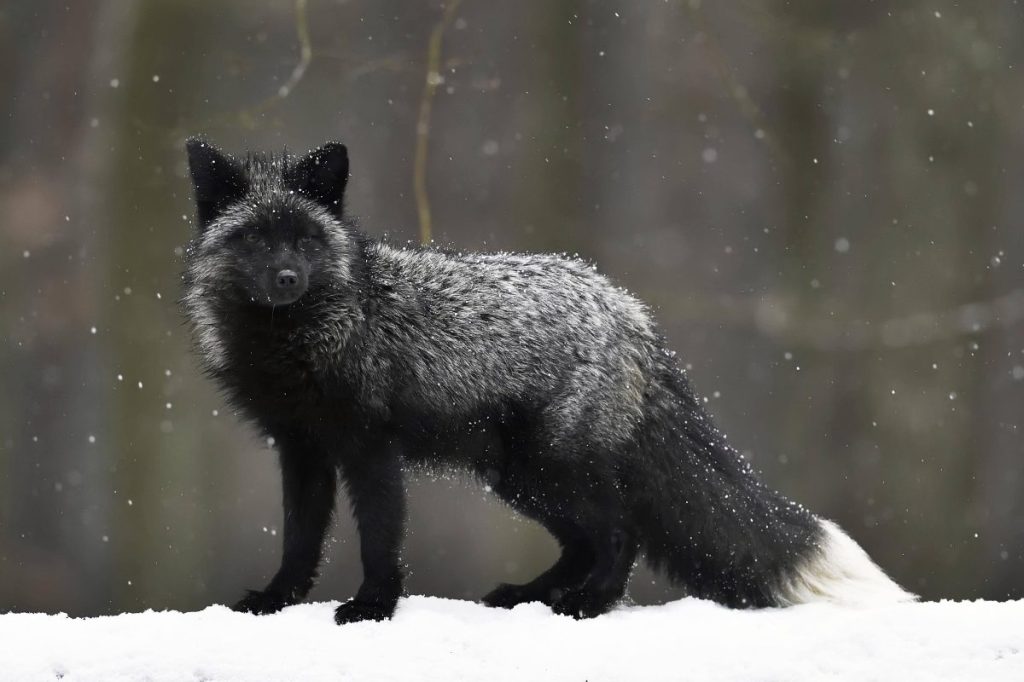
[483,448,637,617]
[482,519,594,608]
[551,525,638,619]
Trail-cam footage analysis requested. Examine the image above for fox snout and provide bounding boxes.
[264,266,308,306]
[276,269,300,289]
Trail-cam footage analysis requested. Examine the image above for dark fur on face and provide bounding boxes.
[181,138,912,625]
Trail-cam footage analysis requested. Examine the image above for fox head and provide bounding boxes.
[182,138,364,370]
[184,138,355,308]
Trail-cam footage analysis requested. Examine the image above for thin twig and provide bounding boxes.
[414,0,463,245]
[687,4,790,167]
[278,0,313,98]
[176,0,313,133]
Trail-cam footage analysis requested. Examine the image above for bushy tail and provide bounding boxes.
[625,362,913,608]
[773,519,914,606]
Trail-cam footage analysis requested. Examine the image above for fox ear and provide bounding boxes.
[289,142,349,218]
[186,137,247,230]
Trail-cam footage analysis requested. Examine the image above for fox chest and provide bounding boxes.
[216,336,331,416]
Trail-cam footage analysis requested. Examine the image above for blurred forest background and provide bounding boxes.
[2,0,1023,616]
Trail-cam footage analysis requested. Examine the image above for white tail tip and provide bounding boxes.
[774,519,916,607]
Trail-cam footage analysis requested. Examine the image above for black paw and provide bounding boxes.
[334,599,395,625]
[482,583,563,609]
[482,583,526,609]
[231,589,290,616]
[551,589,614,620]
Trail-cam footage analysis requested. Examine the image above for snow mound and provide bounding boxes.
[1,596,1022,681]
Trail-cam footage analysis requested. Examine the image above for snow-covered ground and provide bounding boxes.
[1,596,1021,681]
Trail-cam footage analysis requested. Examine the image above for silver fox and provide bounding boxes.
[182,138,913,624]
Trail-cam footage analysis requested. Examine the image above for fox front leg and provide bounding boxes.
[233,435,337,615]
[334,441,406,624]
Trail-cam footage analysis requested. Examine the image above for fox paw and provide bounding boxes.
[551,589,614,620]
[482,583,529,608]
[334,599,395,625]
[482,583,564,609]
[232,589,290,616]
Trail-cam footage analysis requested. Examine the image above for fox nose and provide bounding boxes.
[275,269,299,289]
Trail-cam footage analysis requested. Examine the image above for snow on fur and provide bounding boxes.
[2,597,1021,681]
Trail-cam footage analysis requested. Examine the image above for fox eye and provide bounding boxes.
[297,235,314,248]
[244,232,262,244]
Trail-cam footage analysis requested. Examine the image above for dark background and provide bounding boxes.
[2,0,1022,616]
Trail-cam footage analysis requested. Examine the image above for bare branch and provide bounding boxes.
[414,0,463,245]
[277,0,313,98]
